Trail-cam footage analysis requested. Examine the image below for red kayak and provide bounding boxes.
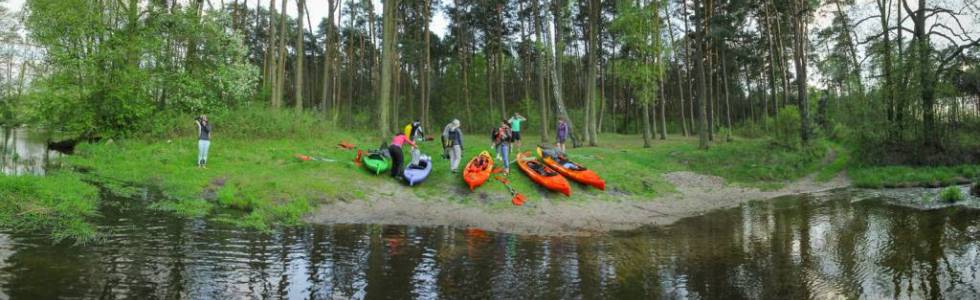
[517,152,570,196]
[463,151,494,191]
[538,147,606,190]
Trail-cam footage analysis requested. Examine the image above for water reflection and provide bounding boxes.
[0,191,977,298]
[0,128,62,175]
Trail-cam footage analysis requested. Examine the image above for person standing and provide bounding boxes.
[491,120,512,174]
[195,115,212,168]
[389,133,417,178]
[507,113,527,151]
[441,119,464,173]
[404,119,425,142]
[556,118,569,153]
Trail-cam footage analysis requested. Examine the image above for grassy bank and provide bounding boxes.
[0,172,100,242]
[848,165,980,188]
[61,129,840,228]
[10,109,976,241]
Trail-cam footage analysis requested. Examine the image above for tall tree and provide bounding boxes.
[533,0,550,142]
[584,0,600,146]
[548,0,576,147]
[793,0,810,145]
[694,0,709,150]
[322,0,338,116]
[294,0,305,111]
[378,0,397,135]
[421,0,431,129]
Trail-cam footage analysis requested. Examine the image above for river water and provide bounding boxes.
[0,128,62,175]
[0,191,975,299]
[1,130,979,299]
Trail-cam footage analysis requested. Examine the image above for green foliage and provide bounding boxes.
[768,106,802,149]
[22,1,258,137]
[679,139,829,190]
[610,0,664,106]
[848,165,980,188]
[940,187,964,203]
[0,173,100,243]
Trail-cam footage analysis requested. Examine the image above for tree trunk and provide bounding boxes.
[664,2,688,137]
[874,0,894,128]
[794,0,810,145]
[322,0,337,116]
[762,2,776,119]
[682,0,696,134]
[694,0,709,150]
[378,0,398,136]
[585,0,599,146]
[274,0,288,109]
[422,0,431,129]
[642,101,652,148]
[294,0,305,111]
[773,0,789,110]
[722,49,732,141]
[659,77,667,139]
[497,4,506,120]
[547,0,577,147]
[264,0,277,98]
[534,0,550,142]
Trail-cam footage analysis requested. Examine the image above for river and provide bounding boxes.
[0,191,975,299]
[0,128,62,176]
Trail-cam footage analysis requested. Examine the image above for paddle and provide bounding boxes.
[492,168,527,206]
[294,153,338,162]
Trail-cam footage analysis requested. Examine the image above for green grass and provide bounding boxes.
[60,131,848,233]
[940,187,965,203]
[848,164,980,188]
[676,139,832,190]
[0,172,100,243]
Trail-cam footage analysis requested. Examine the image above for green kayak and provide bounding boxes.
[362,151,392,175]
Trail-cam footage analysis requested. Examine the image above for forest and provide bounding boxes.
[1,0,978,164]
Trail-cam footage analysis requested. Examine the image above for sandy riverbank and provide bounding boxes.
[306,171,851,236]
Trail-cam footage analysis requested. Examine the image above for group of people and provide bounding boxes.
[436,113,571,175]
[192,112,573,178]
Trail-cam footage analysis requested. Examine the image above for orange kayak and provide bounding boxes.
[517,152,570,196]
[463,151,494,191]
[538,147,606,190]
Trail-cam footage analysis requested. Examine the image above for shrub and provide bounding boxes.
[768,106,801,149]
[940,187,964,203]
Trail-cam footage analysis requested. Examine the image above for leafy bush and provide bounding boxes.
[940,187,964,203]
[733,121,767,139]
[767,106,801,148]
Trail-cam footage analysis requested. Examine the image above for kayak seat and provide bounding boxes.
[528,161,558,176]
[556,157,586,171]
[409,160,429,170]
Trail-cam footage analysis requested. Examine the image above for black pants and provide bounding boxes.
[389,145,403,177]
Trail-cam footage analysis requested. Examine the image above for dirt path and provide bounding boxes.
[306,171,851,236]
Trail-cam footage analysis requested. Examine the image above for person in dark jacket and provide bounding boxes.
[491,120,512,174]
[441,119,464,173]
[195,115,212,168]
[556,117,569,153]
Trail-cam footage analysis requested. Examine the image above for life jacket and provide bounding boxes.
[403,123,413,138]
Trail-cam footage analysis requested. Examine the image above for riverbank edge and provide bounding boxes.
[305,171,853,236]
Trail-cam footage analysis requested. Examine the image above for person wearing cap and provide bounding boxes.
[441,119,464,173]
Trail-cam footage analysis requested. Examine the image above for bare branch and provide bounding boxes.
[858,26,915,46]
